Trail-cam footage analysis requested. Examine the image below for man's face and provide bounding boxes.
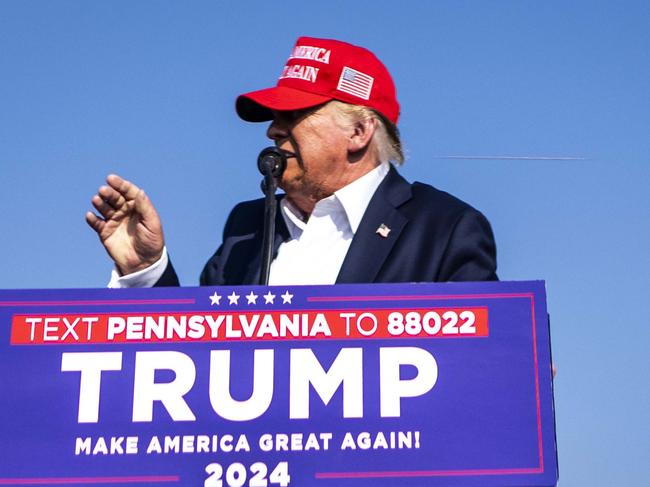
[266,102,351,213]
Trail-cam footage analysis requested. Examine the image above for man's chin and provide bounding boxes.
[278,176,303,196]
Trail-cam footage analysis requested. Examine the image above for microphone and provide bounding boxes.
[257,147,291,285]
[257,147,290,178]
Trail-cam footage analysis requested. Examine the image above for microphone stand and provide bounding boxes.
[257,147,288,285]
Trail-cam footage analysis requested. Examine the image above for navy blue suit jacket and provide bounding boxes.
[156,166,497,286]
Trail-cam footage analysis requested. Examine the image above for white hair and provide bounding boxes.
[330,101,404,165]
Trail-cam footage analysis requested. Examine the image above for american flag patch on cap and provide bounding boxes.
[337,66,374,100]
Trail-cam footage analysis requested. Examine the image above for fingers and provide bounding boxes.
[106,174,141,202]
[85,211,105,234]
[87,174,160,234]
[86,173,135,233]
[91,193,116,219]
[90,173,138,218]
[97,184,127,210]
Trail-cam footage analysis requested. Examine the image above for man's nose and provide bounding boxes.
[266,118,289,141]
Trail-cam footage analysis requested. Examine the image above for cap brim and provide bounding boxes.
[236,86,333,122]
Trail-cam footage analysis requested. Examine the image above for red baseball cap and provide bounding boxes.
[236,36,400,124]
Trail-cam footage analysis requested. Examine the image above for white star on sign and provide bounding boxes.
[209,292,221,306]
[281,290,293,304]
[246,291,258,305]
[227,292,240,305]
[263,291,276,304]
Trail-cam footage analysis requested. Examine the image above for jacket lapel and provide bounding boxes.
[336,166,412,283]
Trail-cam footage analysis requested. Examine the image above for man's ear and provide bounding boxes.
[347,118,377,154]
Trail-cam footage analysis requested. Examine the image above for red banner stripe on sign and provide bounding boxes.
[10,308,488,345]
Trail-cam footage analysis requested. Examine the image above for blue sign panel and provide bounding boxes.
[0,281,557,486]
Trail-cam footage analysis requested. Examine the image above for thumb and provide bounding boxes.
[134,189,157,223]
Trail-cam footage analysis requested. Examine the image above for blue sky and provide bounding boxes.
[1,1,648,485]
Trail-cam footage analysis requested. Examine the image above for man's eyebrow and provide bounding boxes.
[275,108,313,124]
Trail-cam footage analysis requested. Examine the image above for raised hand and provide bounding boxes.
[86,174,165,276]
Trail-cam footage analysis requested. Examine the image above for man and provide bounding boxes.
[86,36,497,286]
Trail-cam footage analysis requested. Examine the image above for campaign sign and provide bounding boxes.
[0,281,557,486]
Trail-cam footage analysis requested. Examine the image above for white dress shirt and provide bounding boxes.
[109,162,389,288]
[269,162,389,285]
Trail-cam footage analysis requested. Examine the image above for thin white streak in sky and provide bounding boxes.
[434,155,589,161]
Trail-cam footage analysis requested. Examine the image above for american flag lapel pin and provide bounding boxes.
[376,223,391,238]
